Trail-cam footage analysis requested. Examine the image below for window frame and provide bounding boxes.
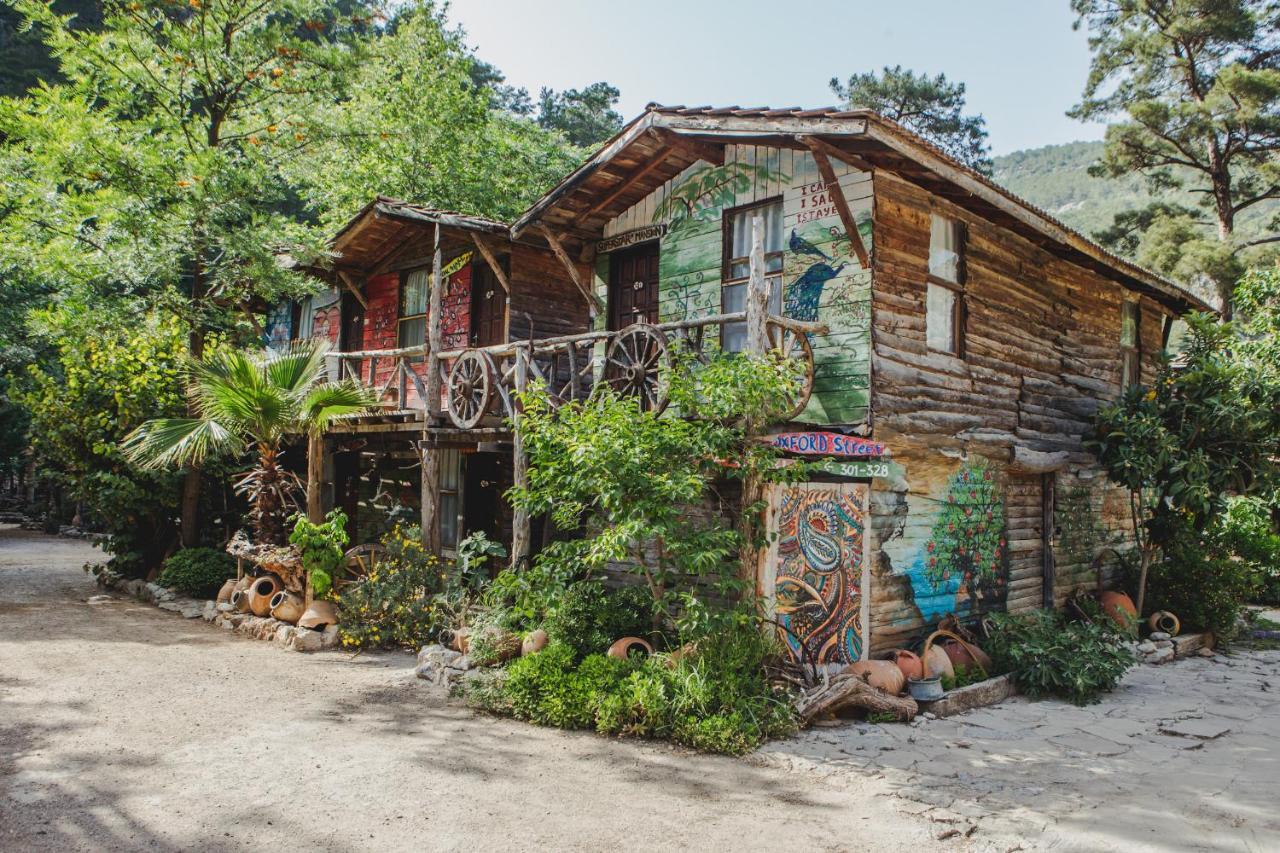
[398,266,430,348]
[720,197,784,352]
[925,213,968,358]
[1120,300,1141,389]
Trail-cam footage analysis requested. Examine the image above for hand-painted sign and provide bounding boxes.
[441,250,474,281]
[814,459,892,480]
[766,431,888,458]
[596,223,667,254]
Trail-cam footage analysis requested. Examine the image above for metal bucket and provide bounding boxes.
[908,676,945,702]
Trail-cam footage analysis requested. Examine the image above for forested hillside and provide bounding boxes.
[992,140,1275,243]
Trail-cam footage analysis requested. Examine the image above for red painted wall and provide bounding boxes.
[364,273,400,392]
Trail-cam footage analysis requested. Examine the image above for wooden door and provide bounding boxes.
[607,242,660,330]
[760,481,868,665]
[470,263,507,347]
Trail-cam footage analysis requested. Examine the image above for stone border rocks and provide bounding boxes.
[415,644,473,686]
[918,673,1017,719]
[101,576,339,653]
[1133,630,1214,665]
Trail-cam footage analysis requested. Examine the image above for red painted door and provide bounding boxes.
[470,263,507,347]
[607,242,660,330]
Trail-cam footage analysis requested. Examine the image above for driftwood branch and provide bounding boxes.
[794,671,919,725]
[226,531,306,593]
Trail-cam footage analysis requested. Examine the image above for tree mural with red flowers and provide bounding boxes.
[924,457,1009,610]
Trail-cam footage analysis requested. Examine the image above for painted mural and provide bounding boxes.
[593,144,873,429]
[767,482,867,665]
[897,457,1011,623]
[264,300,293,352]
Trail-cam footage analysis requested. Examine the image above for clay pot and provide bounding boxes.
[521,629,548,656]
[923,643,955,680]
[1100,590,1138,630]
[941,638,993,675]
[843,659,906,695]
[607,636,654,660]
[216,579,238,605]
[230,588,253,613]
[890,649,925,681]
[298,600,338,630]
[269,591,305,624]
[1148,610,1181,636]
[451,628,471,654]
[246,576,282,617]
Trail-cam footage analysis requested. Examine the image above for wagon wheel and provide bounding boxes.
[766,319,815,419]
[447,350,496,429]
[604,324,670,412]
[340,544,385,590]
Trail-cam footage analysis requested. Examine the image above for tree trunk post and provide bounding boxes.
[510,347,531,571]
[426,225,444,419]
[746,213,769,355]
[306,432,325,524]
[420,442,441,554]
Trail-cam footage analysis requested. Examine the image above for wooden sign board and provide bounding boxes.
[765,431,889,458]
[596,223,667,254]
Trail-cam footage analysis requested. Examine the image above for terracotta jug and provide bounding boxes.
[216,579,238,605]
[891,649,925,681]
[607,636,654,660]
[1100,590,1138,630]
[924,643,955,680]
[246,576,282,617]
[1147,610,1180,636]
[843,660,906,695]
[270,591,305,624]
[521,629,548,656]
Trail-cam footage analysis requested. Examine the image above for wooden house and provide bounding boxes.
[296,198,596,555]
[502,104,1214,662]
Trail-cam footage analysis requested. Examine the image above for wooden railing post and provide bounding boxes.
[510,346,531,570]
[746,213,768,354]
[426,224,444,418]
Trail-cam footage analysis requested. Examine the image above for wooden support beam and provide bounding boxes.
[573,143,674,225]
[470,233,511,295]
[746,213,769,354]
[653,128,725,166]
[335,269,368,309]
[801,135,877,173]
[804,141,870,270]
[420,444,441,553]
[540,225,603,317]
[426,226,444,418]
[510,350,531,571]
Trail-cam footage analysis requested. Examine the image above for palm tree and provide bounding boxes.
[123,342,374,545]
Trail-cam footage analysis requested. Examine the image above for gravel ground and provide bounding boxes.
[5,524,1276,852]
[0,525,935,852]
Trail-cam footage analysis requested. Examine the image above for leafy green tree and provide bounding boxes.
[1088,313,1280,615]
[509,352,806,628]
[535,81,623,148]
[1070,0,1280,313]
[18,310,192,574]
[295,2,581,226]
[829,65,992,173]
[0,0,369,542]
[123,343,373,545]
[924,457,1009,610]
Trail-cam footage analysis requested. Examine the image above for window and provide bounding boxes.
[721,199,784,352]
[1121,301,1140,388]
[399,267,429,348]
[439,448,462,551]
[926,214,966,355]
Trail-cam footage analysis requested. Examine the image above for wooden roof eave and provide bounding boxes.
[855,123,1215,314]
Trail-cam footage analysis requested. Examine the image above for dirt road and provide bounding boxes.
[0,526,934,852]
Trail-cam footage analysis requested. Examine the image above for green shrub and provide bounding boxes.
[1219,496,1280,607]
[470,616,796,755]
[337,524,450,651]
[986,609,1134,704]
[543,580,652,659]
[289,510,350,599]
[157,547,236,598]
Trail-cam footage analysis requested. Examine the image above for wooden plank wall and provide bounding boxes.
[865,170,1173,652]
[506,242,592,342]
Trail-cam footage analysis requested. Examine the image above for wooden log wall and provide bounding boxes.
[506,243,592,342]
[866,170,1174,653]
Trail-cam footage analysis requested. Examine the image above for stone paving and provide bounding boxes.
[754,648,1280,851]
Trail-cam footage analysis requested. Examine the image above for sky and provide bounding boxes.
[445,0,1108,156]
